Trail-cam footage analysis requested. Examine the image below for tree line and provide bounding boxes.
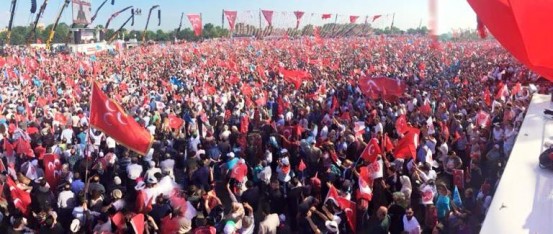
[0,22,482,45]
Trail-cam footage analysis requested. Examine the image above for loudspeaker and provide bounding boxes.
[74,30,82,44]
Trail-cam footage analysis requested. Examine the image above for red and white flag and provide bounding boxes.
[476,110,491,128]
[393,127,420,159]
[395,115,409,135]
[223,10,238,31]
[187,14,203,36]
[168,114,184,130]
[261,10,274,27]
[43,153,62,189]
[357,166,373,202]
[360,138,381,163]
[90,82,153,155]
[6,177,31,214]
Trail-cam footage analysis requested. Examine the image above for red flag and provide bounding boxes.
[16,138,34,158]
[130,214,145,234]
[231,161,248,182]
[395,115,409,135]
[384,134,394,152]
[337,196,357,232]
[161,216,181,234]
[322,14,332,20]
[294,11,305,29]
[90,82,153,155]
[484,89,492,106]
[495,84,509,101]
[6,177,31,215]
[43,153,61,188]
[476,111,491,128]
[358,77,406,101]
[224,10,238,30]
[420,100,432,116]
[468,0,553,82]
[353,122,365,139]
[360,138,381,163]
[393,127,420,159]
[325,185,342,206]
[372,15,382,22]
[54,112,68,126]
[279,68,311,89]
[187,14,203,36]
[350,15,359,24]
[168,114,184,130]
[357,166,373,201]
[476,17,488,39]
[261,10,274,27]
[453,169,465,189]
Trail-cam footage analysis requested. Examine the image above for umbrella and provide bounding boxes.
[468,0,553,81]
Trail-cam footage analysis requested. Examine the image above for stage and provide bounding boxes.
[481,94,553,234]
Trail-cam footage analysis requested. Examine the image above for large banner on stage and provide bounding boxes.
[72,0,92,25]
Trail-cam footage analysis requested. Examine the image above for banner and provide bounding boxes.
[224,10,238,31]
[294,11,305,29]
[72,0,92,25]
[187,14,203,36]
[350,15,359,24]
[261,10,274,27]
[322,14,332,20]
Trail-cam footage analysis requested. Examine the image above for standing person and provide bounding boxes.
[258,204,280,234]
[368,206,391,234]
[435,183,452,227]
[402,207,422,234]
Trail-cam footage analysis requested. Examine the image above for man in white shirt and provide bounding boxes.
[106,137,116,150]
[402,207,421,234]
[61,126,74,144]
[126,157,143,180]
[58,184,76,210]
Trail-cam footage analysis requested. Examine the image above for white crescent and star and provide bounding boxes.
[103,113,114,126]
[116,113,128,125]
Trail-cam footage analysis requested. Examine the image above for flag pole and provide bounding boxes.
[221,9,225,29]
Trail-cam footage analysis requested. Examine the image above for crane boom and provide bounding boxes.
[108,10,135,43]
[26,0,49,44]
[6,0,17,45]
[86,0,113,28]
[46,0,71,50]
[141,5,160,42]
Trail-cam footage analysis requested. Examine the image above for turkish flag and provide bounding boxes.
[294,11,305,29]
[168,114,184,130]
[357,166,373,202]
[161,216,181,234]
[337,197,357,232]
[322,13,332,20]
[358,77,406,101]
[261,10,274,27]
[224,10,238,30]
[6,177,31,215]
[90,82,153,155]
[420,100,432,116]
[395,115,409,135]
[360,138,381,163]
[231,161,248,182]
[54,112,68,126]
[187,14,203,36]
[484,89,492,106]
[3,140,15,157]
[279,68,311,89]
[372,15,382,22]
[43,153,61,189]
[476,111,491,128]
[384,134,394,152]
[130,214,145,234]
[468,0,553,82]
[16,138,34,158]
[393,127,420,159]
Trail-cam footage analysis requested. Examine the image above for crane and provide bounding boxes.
[46,0,71,50]
[86,0,115,28]
[26,0,49,44]
[108,9,135,43]
[6,0,17,45]
[141,5,160,42]
[175,12,184,40]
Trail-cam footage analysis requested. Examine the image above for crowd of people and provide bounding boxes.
[0,35,551,234]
